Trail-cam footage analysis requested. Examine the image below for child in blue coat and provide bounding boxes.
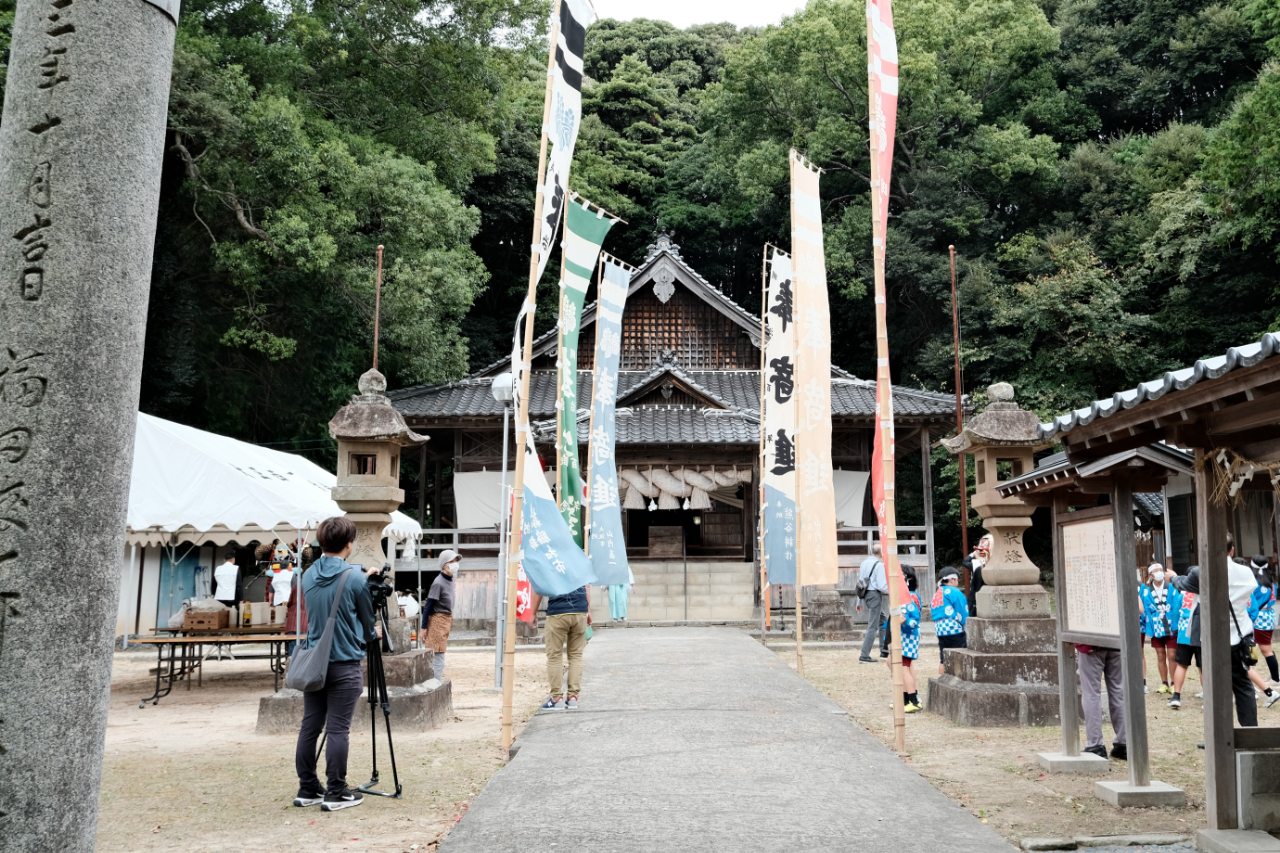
[931,566,969,676]
[1139,564,1178,694]
[886,566,923,713]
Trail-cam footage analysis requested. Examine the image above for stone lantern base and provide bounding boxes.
[927,585,1060,727]
[256,648,453,734]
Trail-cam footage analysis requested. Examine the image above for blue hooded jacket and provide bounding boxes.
[301,555,377,664]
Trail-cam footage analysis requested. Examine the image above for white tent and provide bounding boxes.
[127,412,422,546]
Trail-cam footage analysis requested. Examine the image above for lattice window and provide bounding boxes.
[461,431,505,458]
[619,285,758,370]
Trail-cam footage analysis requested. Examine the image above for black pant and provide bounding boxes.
[295,662,364,794]
[1233,642,1259,727]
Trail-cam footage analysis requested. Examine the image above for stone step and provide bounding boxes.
[945,648,1058,686]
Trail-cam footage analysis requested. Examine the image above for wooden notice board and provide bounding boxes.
[1058,505,1122,646]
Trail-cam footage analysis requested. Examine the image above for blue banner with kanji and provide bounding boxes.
[586,257,632,585]
[521,433,596,597]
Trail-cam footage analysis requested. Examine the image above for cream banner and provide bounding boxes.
[789,150,838,586]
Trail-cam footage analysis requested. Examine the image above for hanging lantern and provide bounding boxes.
[682,497,691,510]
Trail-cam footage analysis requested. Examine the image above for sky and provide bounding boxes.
[590,0,804,29]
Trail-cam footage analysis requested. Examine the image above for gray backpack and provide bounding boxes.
[284,568,353,692]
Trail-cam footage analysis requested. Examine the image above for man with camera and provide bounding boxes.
[292,516,383,812]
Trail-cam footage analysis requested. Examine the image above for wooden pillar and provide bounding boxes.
[417,444,428,528]
[920,426,935,605]
[1196,448,1237,829]
[434,460,444,528]
[1052,491,1081,756]
[1112,475,1150,787]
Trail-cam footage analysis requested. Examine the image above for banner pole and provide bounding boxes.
[758,244,771,636]
[501,0,562,753]
[867,0,906,755]
[949,245,970,591]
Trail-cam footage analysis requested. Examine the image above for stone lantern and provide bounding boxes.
[930,382,1059,726]
[947,382,1043,593]
[328,367,428,570]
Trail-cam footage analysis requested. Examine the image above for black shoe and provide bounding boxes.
[293,788,325,807]
[321,787,364,812]
[858,656,876,663]
[1083,744,1107,759]
[1109,743,1127,761]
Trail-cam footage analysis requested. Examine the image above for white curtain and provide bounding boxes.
[833,470,870,528]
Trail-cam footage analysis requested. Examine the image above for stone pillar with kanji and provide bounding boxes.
[929,383,1060,726]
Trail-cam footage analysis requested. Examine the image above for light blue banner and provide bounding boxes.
[764,483,797,585]
[521,433,596,597]
[586,258,632,586]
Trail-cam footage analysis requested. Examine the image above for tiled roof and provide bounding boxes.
[1038,333,1280,442]
[531,405,762,445]
[1134,492,1164,521]
[392,370,958,421]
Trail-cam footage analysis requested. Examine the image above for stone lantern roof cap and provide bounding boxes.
[940,383,1050,454]
[329,368,428,446]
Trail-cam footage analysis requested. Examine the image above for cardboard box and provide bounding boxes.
[183,610,229,631]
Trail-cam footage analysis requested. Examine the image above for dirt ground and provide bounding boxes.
[774,643,1223,844]
[96,647,544,853]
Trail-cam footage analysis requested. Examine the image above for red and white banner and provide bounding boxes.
[867,0,906,601]
[516,563,534,623]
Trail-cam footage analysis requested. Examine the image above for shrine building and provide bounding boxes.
[389,236,958,623]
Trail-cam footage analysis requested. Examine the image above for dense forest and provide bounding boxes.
[1,0,1278,550]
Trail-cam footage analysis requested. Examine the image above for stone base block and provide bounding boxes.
[976,585,1052,620]
[256,679,453,734]
[1238,750,1280,831]
[968,616,1058,654]
[946,647,1059,685]
[1195,828,1280,853]
[1037,752,1111,774]
[927,674,1060,726]
[384,617,413,654]
[803,589,852,633]
[1094,779,1185,808]
[363,647,433,688]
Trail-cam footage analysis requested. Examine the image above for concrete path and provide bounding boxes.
[441,627,1015,852]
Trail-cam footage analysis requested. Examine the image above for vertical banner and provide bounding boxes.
[789,152,838,586]
[516,563,534,623]
[537,0,592,282]
[762,248,798,586]
[521,432,597,597]
[557,199,616,545]
[867,0,903,600]
[586,255,633,585]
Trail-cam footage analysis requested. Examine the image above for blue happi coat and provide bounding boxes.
[930,585,968,637]
[1140,582,1178,639]
[1250,584,1276,631]
[902,592,921,660]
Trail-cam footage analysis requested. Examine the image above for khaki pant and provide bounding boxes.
[545,613,587,700]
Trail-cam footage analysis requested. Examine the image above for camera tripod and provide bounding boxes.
[359,602,402,799]
[314,599,403,799]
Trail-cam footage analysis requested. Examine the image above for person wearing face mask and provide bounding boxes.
[1167,566,1202,709]
[1140,563,1179,694]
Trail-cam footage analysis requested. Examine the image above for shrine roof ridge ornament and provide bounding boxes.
[1036,332,1280,443]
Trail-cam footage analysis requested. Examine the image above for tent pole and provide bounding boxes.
[495,401,511,689]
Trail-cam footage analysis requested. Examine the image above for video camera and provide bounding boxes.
[366,562,395,610]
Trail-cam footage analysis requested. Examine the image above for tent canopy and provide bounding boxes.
[127,413,422,547]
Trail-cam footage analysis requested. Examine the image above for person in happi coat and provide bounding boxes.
[425,550,460,681]
[1246,555,1280,708]
[931,566,969,676]
[1167,566,1202,709]
[885,567,922,713]
[1250,555,1279,686]
[1140,563,1178,694]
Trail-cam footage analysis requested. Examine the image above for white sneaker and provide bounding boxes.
[1267,693,1280,709]
[1195,692,1204,699]
[1169,697,1182,709]
[1144,684,1150,694]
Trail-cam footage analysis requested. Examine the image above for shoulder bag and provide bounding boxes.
[285,567,354,692]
